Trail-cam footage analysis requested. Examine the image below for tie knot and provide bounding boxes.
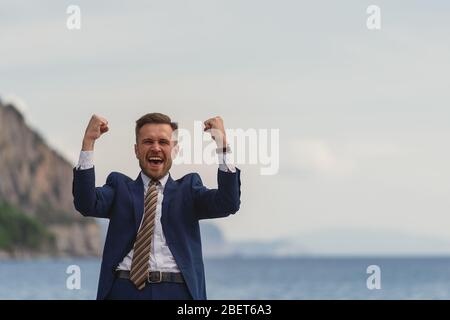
[149,180,159,187]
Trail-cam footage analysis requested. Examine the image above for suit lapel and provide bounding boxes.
[128,173,144,233]
[161,174,176,242]
[128,172,176,235]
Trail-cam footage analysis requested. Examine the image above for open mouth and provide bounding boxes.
[147,156,164,166]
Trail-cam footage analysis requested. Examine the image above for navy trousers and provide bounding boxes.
[106,277,193,300]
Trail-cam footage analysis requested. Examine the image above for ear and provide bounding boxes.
[134,143,138,159]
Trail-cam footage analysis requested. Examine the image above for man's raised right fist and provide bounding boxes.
[82,114,109,151]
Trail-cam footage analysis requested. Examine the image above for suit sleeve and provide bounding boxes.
[192,169,241,220]
[72,167,116,219]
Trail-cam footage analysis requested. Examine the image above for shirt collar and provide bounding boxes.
[140,171,170,190]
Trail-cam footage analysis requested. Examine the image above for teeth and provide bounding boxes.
[148,157,162,161]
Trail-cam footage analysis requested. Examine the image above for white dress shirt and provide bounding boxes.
[118,171,179,272]
[76,150,235,272]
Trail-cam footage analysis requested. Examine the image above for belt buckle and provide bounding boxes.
[148,271,162,283]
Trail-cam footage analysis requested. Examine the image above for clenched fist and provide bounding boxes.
[82,114,109,151]
[204,116,227,148]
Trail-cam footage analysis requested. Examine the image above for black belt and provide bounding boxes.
[116,270,185,284]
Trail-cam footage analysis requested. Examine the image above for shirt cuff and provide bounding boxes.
[218,152,236,173]
[77,151,94,170]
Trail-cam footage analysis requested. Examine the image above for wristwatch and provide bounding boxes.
[216,145,231,154]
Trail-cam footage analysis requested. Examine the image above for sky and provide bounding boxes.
[1,1,450,252]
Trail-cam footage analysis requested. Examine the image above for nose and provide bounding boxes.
[150,142,162,153]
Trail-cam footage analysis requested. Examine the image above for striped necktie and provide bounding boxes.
[130,180,158,290]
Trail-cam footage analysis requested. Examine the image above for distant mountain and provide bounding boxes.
[0,98,101,258]
[295,228,450,256]
[200,223,234,257]
[200,223,309,257]
[200,224,450,257]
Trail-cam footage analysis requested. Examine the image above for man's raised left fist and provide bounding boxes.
[204,116,227,147]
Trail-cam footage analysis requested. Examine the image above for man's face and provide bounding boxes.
[134,123,176,180]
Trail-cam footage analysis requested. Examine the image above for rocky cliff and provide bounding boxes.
[0,98,101,258]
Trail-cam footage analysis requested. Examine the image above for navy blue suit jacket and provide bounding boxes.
[72,167,241,300]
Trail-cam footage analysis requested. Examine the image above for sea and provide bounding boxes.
[1,257,450,300]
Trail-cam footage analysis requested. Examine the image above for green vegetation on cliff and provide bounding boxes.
[0,201,55,251]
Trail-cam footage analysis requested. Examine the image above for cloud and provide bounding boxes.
[286,138,404,179]
[288,139,355,178]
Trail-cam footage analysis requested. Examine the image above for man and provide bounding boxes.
[72,113,241,300]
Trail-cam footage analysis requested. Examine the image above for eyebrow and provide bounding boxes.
[142,138,170,142]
